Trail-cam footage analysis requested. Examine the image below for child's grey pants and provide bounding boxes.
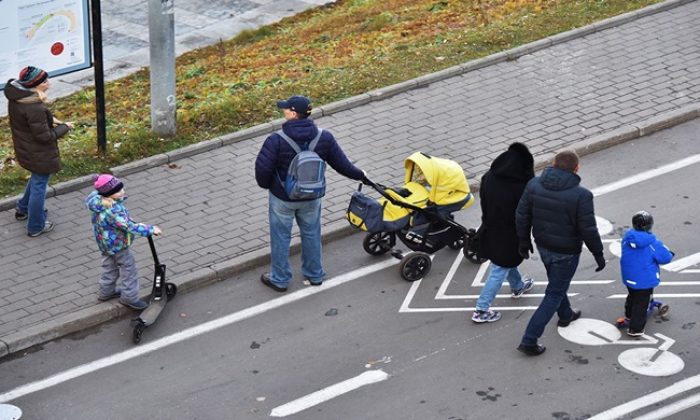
[99,248,140,302]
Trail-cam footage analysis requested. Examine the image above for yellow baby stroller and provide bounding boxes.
[347,152,483,281]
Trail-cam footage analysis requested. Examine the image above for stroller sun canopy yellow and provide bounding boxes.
[404,152,473,207]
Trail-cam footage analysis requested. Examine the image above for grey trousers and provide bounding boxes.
[99,248,140,302]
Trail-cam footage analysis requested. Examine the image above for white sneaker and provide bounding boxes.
[511,277,534,299]
[471,310,501,323]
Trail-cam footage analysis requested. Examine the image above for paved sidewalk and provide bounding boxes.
[1,0,700,357]
[0,0,333,117]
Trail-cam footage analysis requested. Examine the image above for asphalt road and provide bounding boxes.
[2,120,700,420]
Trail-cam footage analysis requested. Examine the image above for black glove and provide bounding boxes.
[518,240,533,259]
[594,253,606,272]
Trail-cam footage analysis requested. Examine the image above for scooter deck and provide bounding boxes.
[137,295,169,327]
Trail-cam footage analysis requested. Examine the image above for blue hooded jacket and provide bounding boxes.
[620,229,673,289]
[255,118,364,201]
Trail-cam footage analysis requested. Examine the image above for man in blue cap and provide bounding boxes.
[255,95,366,292]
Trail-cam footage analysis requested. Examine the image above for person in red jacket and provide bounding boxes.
[5,66,73,237]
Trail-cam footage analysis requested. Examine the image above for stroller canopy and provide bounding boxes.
[404,152,471,206]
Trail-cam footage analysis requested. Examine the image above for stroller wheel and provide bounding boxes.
[463,242,487,264]
[399,252,432,282]
[448,235,464,250]
[659,304,670,316]
[363,232,395,256]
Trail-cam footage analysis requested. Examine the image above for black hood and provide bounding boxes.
[4,79,36,101]
[490,142,535,182]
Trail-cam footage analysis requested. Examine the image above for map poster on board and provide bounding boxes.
[0,0,92,90]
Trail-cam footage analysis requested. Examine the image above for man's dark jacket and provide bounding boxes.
[515,166,603,256]
[4,79,69,174]
[478,143,534,267]
[255,118,363,201]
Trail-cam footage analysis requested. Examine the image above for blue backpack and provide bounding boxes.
[277,129,326,200]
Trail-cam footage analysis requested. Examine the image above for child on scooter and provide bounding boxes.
[86,174,161,310]
[619,210,674,336]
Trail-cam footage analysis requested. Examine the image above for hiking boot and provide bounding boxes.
[511,277,534,299]
[557,309,582,327]
[627,329,645,337]
[260,273,288,292]
[97,290,121,302]
[517,343,546,356]
[471,309,501,323]
[28,221,54,237]
[119,298,149,310]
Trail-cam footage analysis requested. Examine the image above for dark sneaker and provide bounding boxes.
[119,298,149,310]
[97,290,121,302]
[260,273,288,292]
[511,277,535,299]
[627,329,645,337]
[28,221,54,237]
[305,277,323,286]
[517,343,546,356]
[15,211,27,221]
[471,309,501,323]
[557,308,582,327]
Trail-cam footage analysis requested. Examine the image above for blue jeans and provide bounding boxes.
[475,263,525,312]
[521,247,580,346]
[16,172,50,234]
[268,193,325,287]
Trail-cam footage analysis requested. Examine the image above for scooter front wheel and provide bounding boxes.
[166,282,178,300]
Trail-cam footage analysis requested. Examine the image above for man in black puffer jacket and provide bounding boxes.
[515,150,605,356]
[255,95,365,292]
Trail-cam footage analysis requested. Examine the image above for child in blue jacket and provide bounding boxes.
[86,174,161,310]
[619,211,674,336]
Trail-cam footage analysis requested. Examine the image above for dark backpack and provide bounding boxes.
[277,129,326,200]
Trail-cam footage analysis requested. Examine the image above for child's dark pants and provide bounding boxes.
[625,286,653,333]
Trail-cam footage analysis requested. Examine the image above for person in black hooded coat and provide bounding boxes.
[471,143,536,323]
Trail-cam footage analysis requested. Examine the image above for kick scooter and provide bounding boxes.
[132,235,177,344]
[615,297,669,329]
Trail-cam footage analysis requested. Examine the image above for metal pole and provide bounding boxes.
[91,0,107,153]
[148,0,177,136]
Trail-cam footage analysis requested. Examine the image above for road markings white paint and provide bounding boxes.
[607,293,700,298]
[269,370,389,417]
[0,258,399,404]
[632,392,700,420]
[591,154,700,197]
[588,373,700,420]
[662,252,700,272]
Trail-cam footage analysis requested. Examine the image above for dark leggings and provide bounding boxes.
[625,287,653,333]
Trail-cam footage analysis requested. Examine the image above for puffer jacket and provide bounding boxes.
[255,118,364,201]
[478,143,534,267]
[516,167,603,256]
[620,229,673,289]
[4,79,69,174]
[86,191,154,255]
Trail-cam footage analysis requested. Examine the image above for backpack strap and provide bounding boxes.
[276,128,324,152]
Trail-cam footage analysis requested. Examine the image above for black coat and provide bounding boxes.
[516,166,603,256]
[478,143,534,267]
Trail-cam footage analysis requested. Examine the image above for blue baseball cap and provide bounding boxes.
[276,95,311,117]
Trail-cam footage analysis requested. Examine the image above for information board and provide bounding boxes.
[0,0,91,90]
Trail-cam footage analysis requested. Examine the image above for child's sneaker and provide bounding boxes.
[627,329,645,337]
[511,277,534,299]
[119,298,149,310]
[471,310,501,323]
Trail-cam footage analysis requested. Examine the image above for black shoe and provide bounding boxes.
[517,343,546,356]
[557,309,582,327]
[28,221,54,237]
[15,211,27,221]
[260,273,287,292]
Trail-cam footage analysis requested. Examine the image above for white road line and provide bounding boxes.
[400,306,540,313]
[436,293,578,300]
[633,392,700,420]
[588,373,700,420]
[0,258,400,404]
[663,252,700,272]
[269,370,389,417]
[399,279,423,312]
[607,293,700,299]
[591,154,700,197]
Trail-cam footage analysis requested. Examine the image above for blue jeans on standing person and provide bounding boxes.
[16,172,50,234]
[521,247,580,346]
[475,264,527,312]
[268,193,326,288]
